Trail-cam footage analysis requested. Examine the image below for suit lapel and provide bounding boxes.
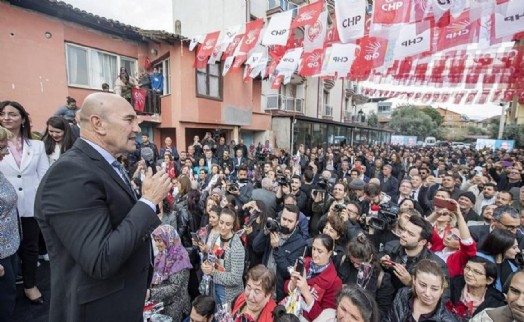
[19,140,35,171]
[3,148,19,170]
[76,140,137,201]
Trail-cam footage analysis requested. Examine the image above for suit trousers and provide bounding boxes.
[0,254,18,322]
[19,217,40,289]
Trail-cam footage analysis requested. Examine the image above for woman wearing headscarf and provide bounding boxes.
[148,225,192,321]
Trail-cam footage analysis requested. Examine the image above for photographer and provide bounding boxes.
[252,204,308,302]
[242,200,270,269]
[361,183,399,251]
[226,165,253,216]
[276,175,307,214]
[310,182,346,237]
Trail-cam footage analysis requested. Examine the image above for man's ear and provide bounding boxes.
[90,115,106,136]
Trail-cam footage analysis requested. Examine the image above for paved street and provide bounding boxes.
[15,261,50,322]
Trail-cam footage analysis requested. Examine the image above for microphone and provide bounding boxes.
[141,147,156,174]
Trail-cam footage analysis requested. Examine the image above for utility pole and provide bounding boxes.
[498,101,506,139]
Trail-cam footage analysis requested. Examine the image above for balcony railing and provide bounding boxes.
[265,94,304,113]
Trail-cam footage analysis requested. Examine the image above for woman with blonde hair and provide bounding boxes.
[0,126,20,319]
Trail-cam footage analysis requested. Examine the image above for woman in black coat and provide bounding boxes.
[384,259,459,322]
[446,256,505,321]
[336,234,395,319]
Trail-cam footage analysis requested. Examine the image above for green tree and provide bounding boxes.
[467,125,487,136]
[490,118,500,139]
[502,124,524,148]
[420,107,444,127]
[390,106,438,138]
[367,112,378,127]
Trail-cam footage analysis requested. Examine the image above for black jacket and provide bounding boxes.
[174,195,195,247]
[384,288,459,322]
[379,174,399,200]
[384,244,450,300]
[35,139,160,322]
[337,261,396,319]
[448,275,505,319]
[252,228,308,302]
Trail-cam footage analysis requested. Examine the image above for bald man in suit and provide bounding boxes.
[35,93,172,322]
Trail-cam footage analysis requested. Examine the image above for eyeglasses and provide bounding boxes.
[446,230,460,241]
[464,265,485,276]
[496,220,520,231]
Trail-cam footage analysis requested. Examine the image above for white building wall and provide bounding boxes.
[272,117,291,150]
[304,78,321,118]
[172,0,247,38]
[249,0,267,18]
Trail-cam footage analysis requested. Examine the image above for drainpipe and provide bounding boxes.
[498,102,506,139]
[317,79,321,118]
[340,79,345,122]
[244,0,250,23]
[290,117,295,154]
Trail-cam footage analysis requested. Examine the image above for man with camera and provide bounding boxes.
[252,204,308,302]
[275,175,307,213]
[226,165,252,211]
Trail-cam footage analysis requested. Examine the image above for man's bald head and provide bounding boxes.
[79,93,140,157]
[79,93,128,126]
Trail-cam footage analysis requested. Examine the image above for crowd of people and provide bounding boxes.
[2,94,524,321]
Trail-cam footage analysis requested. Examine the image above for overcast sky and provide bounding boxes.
[62,0,173,31]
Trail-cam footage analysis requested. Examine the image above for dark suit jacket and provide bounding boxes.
[35,139,161,322]
[379,175,399,200]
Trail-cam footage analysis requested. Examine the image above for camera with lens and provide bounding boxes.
[256,152,266,161]
[333,203,346,213]
[368,203,400,231]
[265,217,281,233]
[227,182,239,193]
[316,178,328,193]
[276,175,291,186]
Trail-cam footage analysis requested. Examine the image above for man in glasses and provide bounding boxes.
[490,165,523,192]
[470,205,523,249]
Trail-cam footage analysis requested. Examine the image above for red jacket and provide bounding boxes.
[284,258,342,321]
[231,293,277,322]
[431,229,477,277]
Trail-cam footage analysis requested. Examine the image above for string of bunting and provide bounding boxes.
[188,0,524,100]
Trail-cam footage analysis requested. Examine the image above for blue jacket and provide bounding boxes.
[151,72,163,91]
[252,227,307,301]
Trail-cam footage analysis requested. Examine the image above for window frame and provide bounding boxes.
[65,43,138,90]
[195,63,223,101]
